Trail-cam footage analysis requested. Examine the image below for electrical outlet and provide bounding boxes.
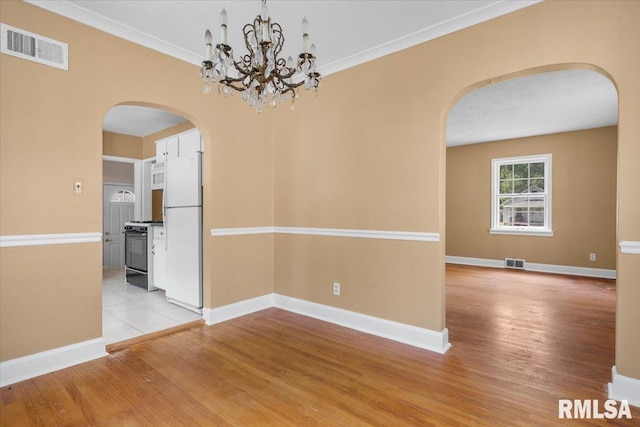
[589,253,596,261]
[74,179,83,194]
[333,282,340,296]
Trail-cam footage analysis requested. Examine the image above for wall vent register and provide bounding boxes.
[505,258,526,270]
[1,23,68,70]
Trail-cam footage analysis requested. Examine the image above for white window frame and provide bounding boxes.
[490,154,553,237]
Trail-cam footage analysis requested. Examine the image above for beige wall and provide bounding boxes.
[141,121,195,159]
[0,1,274,362]
[446,127,617,269]
[273,0,640,380]
[103,160,134,184]
[0,244,102,361]
[103,131,143,159]
[1,1,639,381]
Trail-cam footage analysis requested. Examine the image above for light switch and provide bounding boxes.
[74,179,83,194]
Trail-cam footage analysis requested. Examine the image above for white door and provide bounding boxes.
[103,184,135,267]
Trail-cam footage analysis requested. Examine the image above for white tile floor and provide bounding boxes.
[102,268,203,345]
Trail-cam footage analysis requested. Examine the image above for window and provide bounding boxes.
[109,190,135,203]
[491,154,552,236]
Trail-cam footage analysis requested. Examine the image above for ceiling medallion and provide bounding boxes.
[200,0,321,112]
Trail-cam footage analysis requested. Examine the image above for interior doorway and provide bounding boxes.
[103,183,134,267]
[443,65,619,401]
[101,103,204,346]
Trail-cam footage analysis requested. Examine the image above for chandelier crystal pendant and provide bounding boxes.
[200,0,321,112]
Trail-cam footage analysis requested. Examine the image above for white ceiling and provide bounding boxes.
[26,1,618,143]
[103,106,187,137]
[447,69,618,146]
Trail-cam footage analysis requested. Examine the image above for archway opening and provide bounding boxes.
[101,103,206,347]
[443,65,619,398]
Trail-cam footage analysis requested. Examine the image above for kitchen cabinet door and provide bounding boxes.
[155,137,179,161]
[179,129,201,156]
[155,139,166,160]
[152,227,167,290]
[166,137,179,160]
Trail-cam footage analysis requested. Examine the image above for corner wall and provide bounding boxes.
[102,131,143,159]
[0,0,274,363]
[273,0,640,380]
[446,127,617,270]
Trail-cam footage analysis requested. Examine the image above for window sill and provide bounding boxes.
[489,228,554,237]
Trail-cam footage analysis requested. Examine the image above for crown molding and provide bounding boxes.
[24,0,202,66]
[26,1,541,76]
[317,1,542,76]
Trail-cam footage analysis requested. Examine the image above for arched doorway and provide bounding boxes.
[443,65,619,399]
[101,103,207,346]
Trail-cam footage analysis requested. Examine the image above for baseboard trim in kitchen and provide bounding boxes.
[445,255,616,279]
[0,337,108,387]
[203,293,451,354]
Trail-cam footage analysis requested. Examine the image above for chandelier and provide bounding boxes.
[200,0,321,112]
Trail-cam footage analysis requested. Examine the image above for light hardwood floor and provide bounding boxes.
[1,265,638,425]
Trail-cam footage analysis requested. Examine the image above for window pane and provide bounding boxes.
[500,164,512,180]
[510,196,528,225]
[530,162,544,178]
[492,155,550,231]
[514,179,528,193]
[529,201,545,226]
[531,178,544,191]
[514,163,528,179]
[500,180,512,194]
[515,208,529,226]
[499,197,513,226]
[110,190,135,203]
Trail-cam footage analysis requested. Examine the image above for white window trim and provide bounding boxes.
[490,154,553,237]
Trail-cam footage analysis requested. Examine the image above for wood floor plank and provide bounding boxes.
[1,265,638,425]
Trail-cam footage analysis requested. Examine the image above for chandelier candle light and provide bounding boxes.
[201,0,321,112]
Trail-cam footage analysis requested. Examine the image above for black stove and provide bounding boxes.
[127,220,164,225]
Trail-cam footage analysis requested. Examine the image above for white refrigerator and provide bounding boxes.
[164,153,202,312]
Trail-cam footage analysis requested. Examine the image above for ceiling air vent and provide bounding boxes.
[1,23,68,70]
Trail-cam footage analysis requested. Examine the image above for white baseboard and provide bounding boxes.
[608,366,640,408]
[203,294,274,325]
[446,256,504,269]
[445,255,616,279]
[0,338,108,387]
[273,295,451,354]
[203,293,450,354]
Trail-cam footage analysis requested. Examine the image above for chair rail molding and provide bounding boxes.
[210,226,439,242]
[0,232,103,248]
[620,241,640,254]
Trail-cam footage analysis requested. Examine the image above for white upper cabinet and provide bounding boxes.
[156,136,179,161]
[155,129,201,161]
[178,129,202,157]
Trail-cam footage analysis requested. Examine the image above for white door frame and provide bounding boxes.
[103,183,134,267]
[103,155,143,221]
